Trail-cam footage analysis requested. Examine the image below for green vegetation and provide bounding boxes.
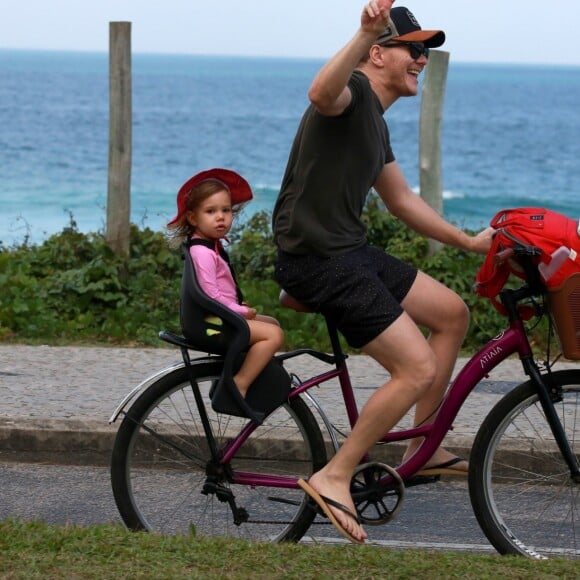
[0,198,549,352]
[1,519,577,579]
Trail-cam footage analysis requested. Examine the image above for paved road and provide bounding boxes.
[1,461,493,553]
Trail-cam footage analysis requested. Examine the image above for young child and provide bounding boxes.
[167,168,284,399]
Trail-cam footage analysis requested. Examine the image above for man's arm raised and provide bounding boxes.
[308,1,394,116]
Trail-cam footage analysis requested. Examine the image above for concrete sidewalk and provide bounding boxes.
[1,344,578,465]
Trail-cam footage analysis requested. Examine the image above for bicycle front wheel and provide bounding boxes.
[469,370,580,559]
[110,361,327,542]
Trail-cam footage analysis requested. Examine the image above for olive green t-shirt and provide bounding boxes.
[272,70,395,256]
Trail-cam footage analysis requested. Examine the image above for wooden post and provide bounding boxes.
[419,50,450,255]
[107,22,132,257]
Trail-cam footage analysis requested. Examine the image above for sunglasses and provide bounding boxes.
[380,41,430,60]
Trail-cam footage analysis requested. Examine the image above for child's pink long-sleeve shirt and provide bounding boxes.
[189,240,249,317]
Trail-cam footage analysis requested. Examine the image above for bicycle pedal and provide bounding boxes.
[404,474,441,488]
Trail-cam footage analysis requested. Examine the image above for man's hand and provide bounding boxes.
[361,0,394,34]
[468,227,495,255]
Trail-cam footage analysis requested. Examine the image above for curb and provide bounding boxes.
[0,418,116,467]
[0,416,475,471]
[0,416,561,482]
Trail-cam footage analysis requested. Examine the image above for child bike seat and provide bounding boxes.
[180,242,291,423]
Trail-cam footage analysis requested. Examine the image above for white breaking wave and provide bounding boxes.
[410,186,466,200]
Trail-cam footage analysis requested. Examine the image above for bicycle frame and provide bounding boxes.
[217,315,531,489]
[387,317,533,481]
[225,301,579,489]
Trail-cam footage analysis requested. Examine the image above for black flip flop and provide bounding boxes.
[297,479,364,544]
[416,456,468,476]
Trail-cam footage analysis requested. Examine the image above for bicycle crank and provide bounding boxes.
[350,462,405,526]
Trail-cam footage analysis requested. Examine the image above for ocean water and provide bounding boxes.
[1,49,580,246]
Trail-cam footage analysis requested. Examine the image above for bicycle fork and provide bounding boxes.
[523,358,580,482]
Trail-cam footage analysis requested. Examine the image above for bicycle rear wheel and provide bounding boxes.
[110,361,327,542]
[469,370,580,559]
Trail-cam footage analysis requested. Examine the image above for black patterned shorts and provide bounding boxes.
[275,245,417,348]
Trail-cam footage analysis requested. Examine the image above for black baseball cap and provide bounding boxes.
[376,6,445,48]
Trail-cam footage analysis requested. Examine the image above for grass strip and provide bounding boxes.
[0,519,576,579]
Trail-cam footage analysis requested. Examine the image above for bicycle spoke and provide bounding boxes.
[469,372,580,559]
[111,364,327,542]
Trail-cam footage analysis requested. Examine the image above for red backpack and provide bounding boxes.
[475,207,580,315]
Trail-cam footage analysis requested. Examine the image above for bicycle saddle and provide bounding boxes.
[279,290,313,313]
[180,242,291,423]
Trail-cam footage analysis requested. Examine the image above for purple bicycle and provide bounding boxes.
[110,245,579,559]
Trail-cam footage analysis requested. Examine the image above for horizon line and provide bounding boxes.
[1,46,579,69]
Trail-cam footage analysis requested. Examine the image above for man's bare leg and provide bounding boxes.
[400,272,470,469]
[306,310,437,542]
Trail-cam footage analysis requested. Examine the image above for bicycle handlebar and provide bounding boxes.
[497,245,547,319]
